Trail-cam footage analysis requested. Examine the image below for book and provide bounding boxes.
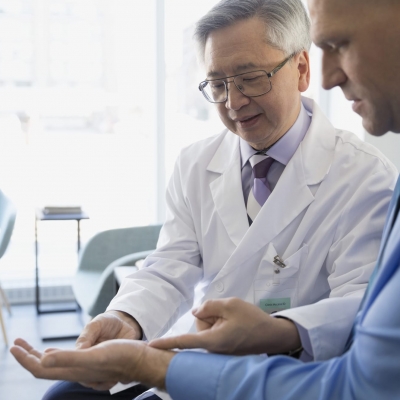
[43,206,82,215]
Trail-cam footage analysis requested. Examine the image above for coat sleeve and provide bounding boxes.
[274,163,397,360]
[166,263,400,400]
[107,153,203,339]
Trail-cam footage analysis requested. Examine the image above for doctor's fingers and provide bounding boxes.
[76,312,140,350]
[149,334,197,350]
[149,330,224,352]
[194,297,245,320]
[74,314,121,349]
[195,316,218,332]
[75,319,105,349]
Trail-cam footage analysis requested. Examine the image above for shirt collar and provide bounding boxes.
[240,100,312,168]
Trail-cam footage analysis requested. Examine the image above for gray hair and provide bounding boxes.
[194,0,311,62]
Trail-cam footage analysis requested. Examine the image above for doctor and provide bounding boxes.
[41,0,396,399]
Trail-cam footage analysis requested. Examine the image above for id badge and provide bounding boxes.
[259,297,291,313]
[254,277,297,314]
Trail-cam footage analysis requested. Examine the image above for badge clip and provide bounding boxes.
[273,255,286,268]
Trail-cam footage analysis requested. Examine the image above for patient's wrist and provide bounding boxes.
[141,347,176,389]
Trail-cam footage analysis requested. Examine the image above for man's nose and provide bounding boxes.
[225,80,251,110]
[321,52,347,90]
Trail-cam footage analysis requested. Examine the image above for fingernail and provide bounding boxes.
[192,307,198,314]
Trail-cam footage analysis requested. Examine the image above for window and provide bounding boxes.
[164,0,224,181]
[0,0,158,288]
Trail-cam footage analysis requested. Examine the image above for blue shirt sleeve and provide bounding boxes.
[166,264,400,400]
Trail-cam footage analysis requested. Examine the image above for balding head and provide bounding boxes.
[308,0,400,135]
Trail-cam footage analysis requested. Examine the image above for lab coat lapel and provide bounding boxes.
[247,144,314,247]
[207,131,249,247]
[213,145,315,287]
[251,99,336,250]
[210,99,336,288]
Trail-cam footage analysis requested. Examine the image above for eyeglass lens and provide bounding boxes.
[202,71,272,103]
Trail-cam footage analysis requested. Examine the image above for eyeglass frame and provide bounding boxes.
[198,53,295,104]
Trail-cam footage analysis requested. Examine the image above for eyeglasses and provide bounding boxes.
[198,54,294,103]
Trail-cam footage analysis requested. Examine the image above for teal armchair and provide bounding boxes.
[73,224,162,317]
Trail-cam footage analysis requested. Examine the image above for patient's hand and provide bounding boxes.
[149,297,300,355]
[11,338,174,391]
[75,310,143,350]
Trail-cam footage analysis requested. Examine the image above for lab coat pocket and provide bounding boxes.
[282,244,309,277]
[254,277,298,313]
[254,245,308,313]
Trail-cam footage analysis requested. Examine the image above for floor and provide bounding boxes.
[0,304,86,400]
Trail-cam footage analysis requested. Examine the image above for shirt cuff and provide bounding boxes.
[166,352,230,400]
[295,321,314,362]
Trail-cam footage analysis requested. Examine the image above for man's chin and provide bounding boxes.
[361,116,391,137]
[365,128,389,137]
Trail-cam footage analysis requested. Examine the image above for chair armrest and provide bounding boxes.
[77,225,161,273]
[88,249,154,310]
[107,250,154,268]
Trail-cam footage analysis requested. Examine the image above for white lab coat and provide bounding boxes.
[108,98,397,361]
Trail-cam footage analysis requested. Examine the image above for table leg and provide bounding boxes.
[77,219,81,253]
[35,217,40,314]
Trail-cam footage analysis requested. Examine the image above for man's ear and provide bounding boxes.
[296,50,311,92]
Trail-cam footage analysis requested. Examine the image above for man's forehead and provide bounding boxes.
[308,0,377,25]
[308,0,355,42]
[308,0,358,14]
[206,62,260,79]
[308,0,394,45]
[203,21,284,78]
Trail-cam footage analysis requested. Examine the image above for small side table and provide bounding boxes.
[35,209,89,315]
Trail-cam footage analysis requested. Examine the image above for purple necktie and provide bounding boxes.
[247,154,275,222]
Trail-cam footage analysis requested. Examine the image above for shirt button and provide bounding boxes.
[215,282,224,292]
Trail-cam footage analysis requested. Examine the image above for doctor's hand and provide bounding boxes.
[149,297,301,355]
[75,310,143,350]
[10,337,175,391]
